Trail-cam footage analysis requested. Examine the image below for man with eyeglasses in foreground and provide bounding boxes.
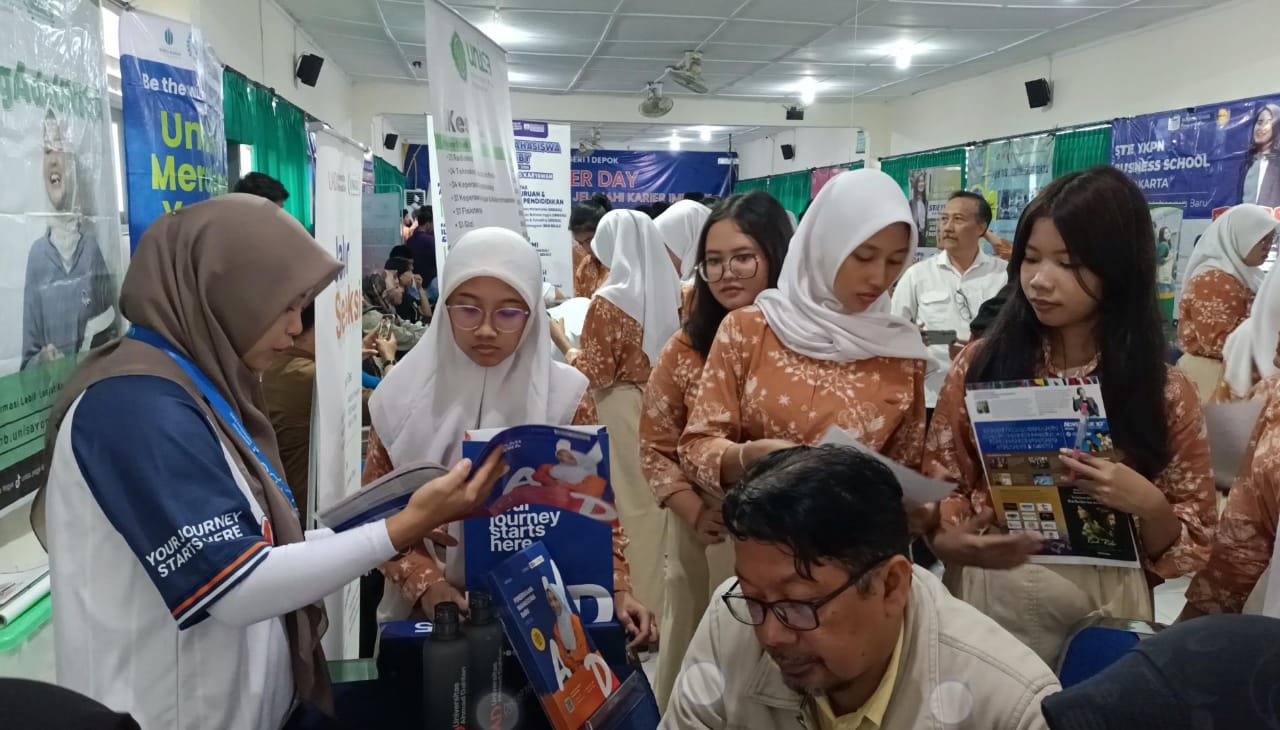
[891,191,1008,411]
[662,445,1058,730]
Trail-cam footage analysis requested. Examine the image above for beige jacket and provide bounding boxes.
[661,566,1059,730]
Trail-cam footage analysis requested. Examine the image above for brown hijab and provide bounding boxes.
[35,193,343,709]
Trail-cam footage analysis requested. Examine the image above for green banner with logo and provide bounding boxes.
[424,0,524,243]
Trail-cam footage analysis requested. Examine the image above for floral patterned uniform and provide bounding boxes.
[1186,375,1280,614]
[678,307,927,492]
[362,394,635,608]
[923,342,1217,661]
[573,252,610,299]
[574,297,653,390]
[640,331,705,508]
[1178,270,1253,359]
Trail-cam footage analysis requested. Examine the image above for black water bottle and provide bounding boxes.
[423,602,468,729]
[466,591,512,729]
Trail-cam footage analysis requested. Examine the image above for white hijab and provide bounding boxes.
[369,227,589,468]
[590,209,683,363]
[1183,204,1277,294]
[654,199,710,279]
[548,581,577,651]
[755,169,930,363]
[1222,260,1280,399]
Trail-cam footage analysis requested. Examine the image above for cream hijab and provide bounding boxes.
[1183,204,1277,293]
[369,227,589,469]
[654,199,710,279]
[590,209,683,363]
[1222,260,1280,399]
[38,194,343,708]
[755,169,930,362]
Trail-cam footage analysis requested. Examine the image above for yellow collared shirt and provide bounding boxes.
[813,626,905,730]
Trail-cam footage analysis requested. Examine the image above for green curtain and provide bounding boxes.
[373,157,406,193]
[767,170,811,218]
[732,176,769,194]
[223,69,313,231]
[880,147,968,195]
[731,171,811,217]
[1052,126,1113,179]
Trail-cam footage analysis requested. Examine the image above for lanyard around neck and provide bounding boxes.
[128,326,299,516]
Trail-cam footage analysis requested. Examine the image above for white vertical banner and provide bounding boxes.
[308,124,366,660]
[514,120,572,293]
[424,0,524,243]
[426,114,448,272]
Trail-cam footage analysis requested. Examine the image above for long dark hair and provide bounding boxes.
[569,193,611,233]
[967,166,1170,479]
[684,191,792,358]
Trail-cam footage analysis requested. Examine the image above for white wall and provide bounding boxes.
[737,128,866,179]
[131,0,354,135]
[885,0,1280,156]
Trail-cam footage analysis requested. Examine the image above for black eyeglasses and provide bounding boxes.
[721,555,893,632]
[697,253,760,283]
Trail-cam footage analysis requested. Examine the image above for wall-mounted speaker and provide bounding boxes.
[1025,78,1052,109]
[383,133,399,150]
[780,143,795,160]
[296,53,325,87]
[785,106,805,121]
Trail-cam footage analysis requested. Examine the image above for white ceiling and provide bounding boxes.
[382,113,790,149]
[278,0,1226,102]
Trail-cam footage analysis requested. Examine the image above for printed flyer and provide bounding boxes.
[463,425,617,625]
[965,378,1140,568]
[489,542,619,730]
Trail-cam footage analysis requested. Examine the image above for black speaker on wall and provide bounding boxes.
[780,143,795,160]
[384,133,399,150]
[1025,78,1052,109]
[296,53,325,87]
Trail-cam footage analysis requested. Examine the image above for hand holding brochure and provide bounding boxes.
[818,426,955,503]
[964,378,1140,568]
[316,462,451,532]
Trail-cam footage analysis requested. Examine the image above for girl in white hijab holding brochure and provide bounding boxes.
[1177,204,1278,400]
[678,169,930,492]
[365,227,656,647]
[551,209,683,613]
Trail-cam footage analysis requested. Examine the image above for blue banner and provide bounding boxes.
[1112,94,1280,219]
[571,149,735,206]
[119,12,226,250]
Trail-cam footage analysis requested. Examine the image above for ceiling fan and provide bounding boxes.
[576,126,603,156]
[665,50,709,94]
[639,82,674,118]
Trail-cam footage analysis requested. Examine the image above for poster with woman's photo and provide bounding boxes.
[1150,204,1184,321]
[0,0,126,514]
[907,165,962,248]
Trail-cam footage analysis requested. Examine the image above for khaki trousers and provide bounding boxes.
[596,385,665,612]
[653,509,735,711]
[945,562,1153,666]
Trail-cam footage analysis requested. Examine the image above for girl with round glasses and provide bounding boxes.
[678,170,930,497]
[554,209,685,618]
[365,228,657,647]
[640,190,792,708]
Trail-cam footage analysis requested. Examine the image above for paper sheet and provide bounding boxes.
[1204,398,1265,489]
[0,567,49,628]
[819,426,955,503]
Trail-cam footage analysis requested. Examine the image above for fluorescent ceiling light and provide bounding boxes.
[482,10,529,45]
[885,40,921,70]
[669,135,682,151]
[797,77,818,106]
[698,126,713,142]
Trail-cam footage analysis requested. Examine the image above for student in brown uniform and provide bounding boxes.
[677,169,929,498]
[571,194,612,298]
[640,191,792,708]
[922,166,1216,664]
[1176,204,1277,400]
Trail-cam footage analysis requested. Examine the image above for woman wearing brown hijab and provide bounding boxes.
[33,195,504,730]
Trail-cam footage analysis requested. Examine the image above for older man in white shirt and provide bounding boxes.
[892,191,1007,408]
